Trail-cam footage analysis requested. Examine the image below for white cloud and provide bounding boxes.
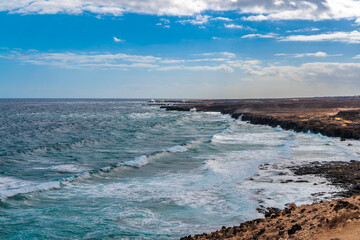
[355,18,360,25]
[159,58,228,64]
[242,0,360,21]
[113,37,125,42]
[1,0,360,21]
[242,33,278,39]
[354,54,360,59]
[221,52,236,58]
[193,52,236,58]
[177,15,231,26]
[156,20,171,28]
[177,14,210,25]
[212,36,221,40]
[286,28,320,33]
[299,52,326,57]
[275,51,342,57]
[281,30,360,43]
[160,18,170,24]
[224,24,243,29]
[212,17,232,21]
[157,64,234,73]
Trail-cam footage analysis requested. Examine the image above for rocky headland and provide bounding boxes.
[161,96,360,140]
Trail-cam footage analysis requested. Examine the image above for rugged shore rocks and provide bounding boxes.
[181,161,360,240]
[231,111,360,140]
[292,161,360,197]
[181,195,360,240]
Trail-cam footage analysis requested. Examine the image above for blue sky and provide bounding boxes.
[0,0,360,98]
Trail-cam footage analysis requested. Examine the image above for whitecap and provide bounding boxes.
[166,145,188,153]
[0,176,61,201]
[122,155,149,168]
[211,130,289,146]
[50,164,87,173]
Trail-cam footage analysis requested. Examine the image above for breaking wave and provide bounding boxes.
[0,142,194,201]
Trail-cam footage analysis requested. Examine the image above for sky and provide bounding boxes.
[0,0,360,99]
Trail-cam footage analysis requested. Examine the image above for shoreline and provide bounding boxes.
[158,96,360,239]
[179,160,360,239]
[161,96,360,140]
[181,194,360,240]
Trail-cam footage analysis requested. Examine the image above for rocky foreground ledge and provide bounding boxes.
[181,195,360,240]
[161,96,360,139]
[181,161,360,240]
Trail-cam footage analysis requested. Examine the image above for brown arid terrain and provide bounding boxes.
[161,96,360,139]
[158,96,360,240]
[181,195,360,240]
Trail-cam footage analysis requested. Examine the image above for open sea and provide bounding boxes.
[0,99,359,239]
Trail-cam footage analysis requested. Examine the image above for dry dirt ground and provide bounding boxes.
[181,195,360,240]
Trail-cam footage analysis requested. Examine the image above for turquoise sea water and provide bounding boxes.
[0,99,359,239]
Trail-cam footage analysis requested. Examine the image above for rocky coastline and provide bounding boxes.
[181,194,360,240]
[181,161,360,240]
[158,96,360,239]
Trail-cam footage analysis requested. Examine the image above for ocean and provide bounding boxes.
[0,99,358,239]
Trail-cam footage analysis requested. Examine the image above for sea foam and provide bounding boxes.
[122,155,149,168]
[166,145,188,153]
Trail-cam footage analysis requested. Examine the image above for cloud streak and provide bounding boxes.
[1,0,359,21]
[239,30,360,44]
[113,37,125,42]
[242,33,278,39]
[275,51,343,58]
[2,49,360,86]
[224,24,244,29]
[280,31,360,44]
[0,50,237,72]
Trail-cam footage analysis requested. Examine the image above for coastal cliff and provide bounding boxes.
[232,111,360,140]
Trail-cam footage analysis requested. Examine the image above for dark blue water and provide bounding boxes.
[0,99,358,239]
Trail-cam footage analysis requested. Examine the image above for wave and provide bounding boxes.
[0,142,195,201]
[0,176,61,201]
[211,125,290,146]
[121,155,149,168]
[0,171,92,202]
